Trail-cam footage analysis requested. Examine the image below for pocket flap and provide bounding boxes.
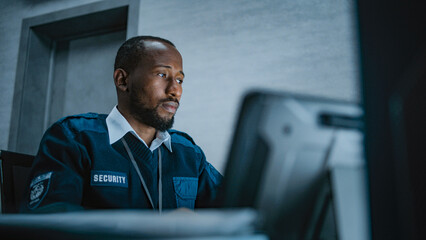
[173,177,198,199]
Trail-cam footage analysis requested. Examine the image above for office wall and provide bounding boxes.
[0,0,358,172]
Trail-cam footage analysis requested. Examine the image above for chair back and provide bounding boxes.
[0,150,34,213]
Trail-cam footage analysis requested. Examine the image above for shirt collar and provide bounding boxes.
[106,106,172,152]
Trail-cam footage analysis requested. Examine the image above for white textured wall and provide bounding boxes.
[139,0,359,171]
[0,0,359,172]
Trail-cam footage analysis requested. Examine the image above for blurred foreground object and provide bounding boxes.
[0,209,264,239]
[357,0,426,239]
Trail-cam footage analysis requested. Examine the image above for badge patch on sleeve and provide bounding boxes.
[91,170,128,188]
[28,172,52,209]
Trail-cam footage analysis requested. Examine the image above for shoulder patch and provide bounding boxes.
[28,172,53,209]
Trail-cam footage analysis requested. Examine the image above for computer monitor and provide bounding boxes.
[220,90,368,239]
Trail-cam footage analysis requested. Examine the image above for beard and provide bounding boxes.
[128,90,176,132]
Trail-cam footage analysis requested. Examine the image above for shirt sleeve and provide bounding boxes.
[20,122,87,213]
[195,149,223,208]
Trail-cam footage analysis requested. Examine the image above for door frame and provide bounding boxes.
[8,0,141,154]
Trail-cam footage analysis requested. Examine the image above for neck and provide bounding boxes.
[117,105,157,147]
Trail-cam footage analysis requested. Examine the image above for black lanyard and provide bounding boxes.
[121,138,162,213]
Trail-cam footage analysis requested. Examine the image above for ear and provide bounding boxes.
[113,68,129,92]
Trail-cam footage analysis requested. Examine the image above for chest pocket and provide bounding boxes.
[173,177,198,209]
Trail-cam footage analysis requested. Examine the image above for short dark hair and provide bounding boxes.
[114,36,176,74]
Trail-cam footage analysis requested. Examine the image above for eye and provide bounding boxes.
[157,73,167,78]
[176,79,183,84]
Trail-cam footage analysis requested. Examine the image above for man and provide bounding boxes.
[20,36,222,213]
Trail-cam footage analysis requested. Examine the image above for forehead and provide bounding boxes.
[140,41,182,67]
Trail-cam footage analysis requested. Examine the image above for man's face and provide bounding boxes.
[126,41,184,131]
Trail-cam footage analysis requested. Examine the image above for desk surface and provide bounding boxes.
[0,208,265,240]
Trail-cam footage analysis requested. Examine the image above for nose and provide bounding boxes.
[166,77,182,99]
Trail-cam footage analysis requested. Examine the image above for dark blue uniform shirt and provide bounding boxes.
[20,113,222,212]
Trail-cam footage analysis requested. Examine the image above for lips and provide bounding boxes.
[161,101,179,114]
